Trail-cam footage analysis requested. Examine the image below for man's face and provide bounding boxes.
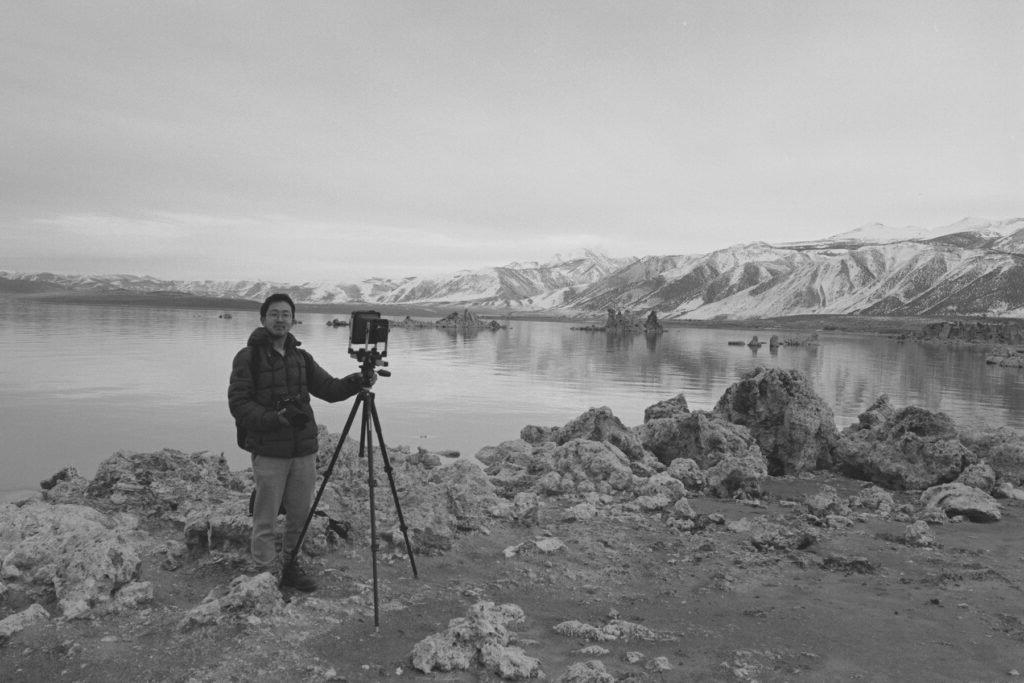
[262,301,294,339]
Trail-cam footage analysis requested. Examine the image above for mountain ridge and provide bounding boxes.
[5,217,1024,320]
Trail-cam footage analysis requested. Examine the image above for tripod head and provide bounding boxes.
[351,346,390,385]
[348,310,391,386]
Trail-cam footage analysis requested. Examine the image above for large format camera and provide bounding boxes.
[275,395,311,428]
[347,310,391,381]
[349,310,389,346]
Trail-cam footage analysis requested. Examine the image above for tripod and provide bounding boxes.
[282,348,418,629]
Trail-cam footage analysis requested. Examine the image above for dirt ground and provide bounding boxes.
[2,472,1023,682]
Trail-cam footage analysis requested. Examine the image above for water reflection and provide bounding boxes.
[3,299,1024,492]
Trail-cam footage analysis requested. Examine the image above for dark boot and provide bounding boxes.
[280,559,318,592]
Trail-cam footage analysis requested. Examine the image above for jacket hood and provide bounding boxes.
[246,326,301,349]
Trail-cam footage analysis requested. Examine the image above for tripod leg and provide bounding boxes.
[362,395,381,629]
[280,393,364,589]
[368,394,419,578]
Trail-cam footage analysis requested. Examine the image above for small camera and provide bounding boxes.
[275,395,311,428]
[350,310,389,346]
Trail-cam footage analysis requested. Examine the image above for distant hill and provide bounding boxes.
[0,275,69,294]
[5,217,1024,320]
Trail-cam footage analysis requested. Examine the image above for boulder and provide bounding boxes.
[665,459,705,491]
[556,407,647,462]
[39,466,88,502]
[182,498,255,554]
[557,660,614,683]
[0,502,144,619]
[958,426,1024,486]
[408,448,443,469]
[72,449,247,522]
[637,473,687,502]
[377,461,504,554]
[669,497,696,520]
[993,483,1024,501]
[313,432,505,555]
[511,492,540,526]
[850,485,896,516]
[855,395,896,430]
[0,603,50,646]
[903,520,936,547]
[627,454,664,478]
[550,439,636,495]
[628,493,672,513]
[563,502,598,522]
[411,602,541,678]
[744,517,819,552]
[713,367,839,475]
[638,410,762,468]
[178,572,284,631]
[920,483,1001,522]
[476,440,558,498]
[643,393,689,423]
[703,451,768,498]
[836,406,970,490]
[956,462,997,493]
[552,617,663,642]
[803,485,851,517]
[519,425,561,445]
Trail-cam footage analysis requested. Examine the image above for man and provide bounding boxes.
[228,293,370,591]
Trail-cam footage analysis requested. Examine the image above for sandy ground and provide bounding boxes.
[2,471,1022,682]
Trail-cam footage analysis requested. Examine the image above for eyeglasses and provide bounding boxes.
[266,311,293,320]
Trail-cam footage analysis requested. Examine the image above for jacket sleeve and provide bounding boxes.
[228,348,280,431]
[305,352,363,403]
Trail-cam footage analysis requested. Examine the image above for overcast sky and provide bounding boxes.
[2,1,1022,283]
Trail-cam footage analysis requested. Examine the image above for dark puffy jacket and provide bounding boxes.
[228,327,362,458]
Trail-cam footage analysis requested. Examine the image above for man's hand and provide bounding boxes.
[345,371,377,387]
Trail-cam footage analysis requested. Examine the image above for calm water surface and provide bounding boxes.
[3,299,1023,492]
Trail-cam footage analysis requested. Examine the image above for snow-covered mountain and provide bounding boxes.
[553,217,1024,319]
[5,218,1024,319]
[0,249,636,310]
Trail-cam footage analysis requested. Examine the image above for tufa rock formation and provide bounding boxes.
[572,308,664,334]
[713,367,839,475]
[436,309,505,331]
[411,601,542,678]
[835,401,973,490]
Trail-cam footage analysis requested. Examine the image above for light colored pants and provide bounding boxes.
[251,454,317,568]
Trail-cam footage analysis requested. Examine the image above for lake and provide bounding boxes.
[2,298,1023,493]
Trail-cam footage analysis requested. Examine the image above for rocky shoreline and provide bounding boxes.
[2,367,1024,681]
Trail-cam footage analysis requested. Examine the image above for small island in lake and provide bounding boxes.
[572,308,665,334]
